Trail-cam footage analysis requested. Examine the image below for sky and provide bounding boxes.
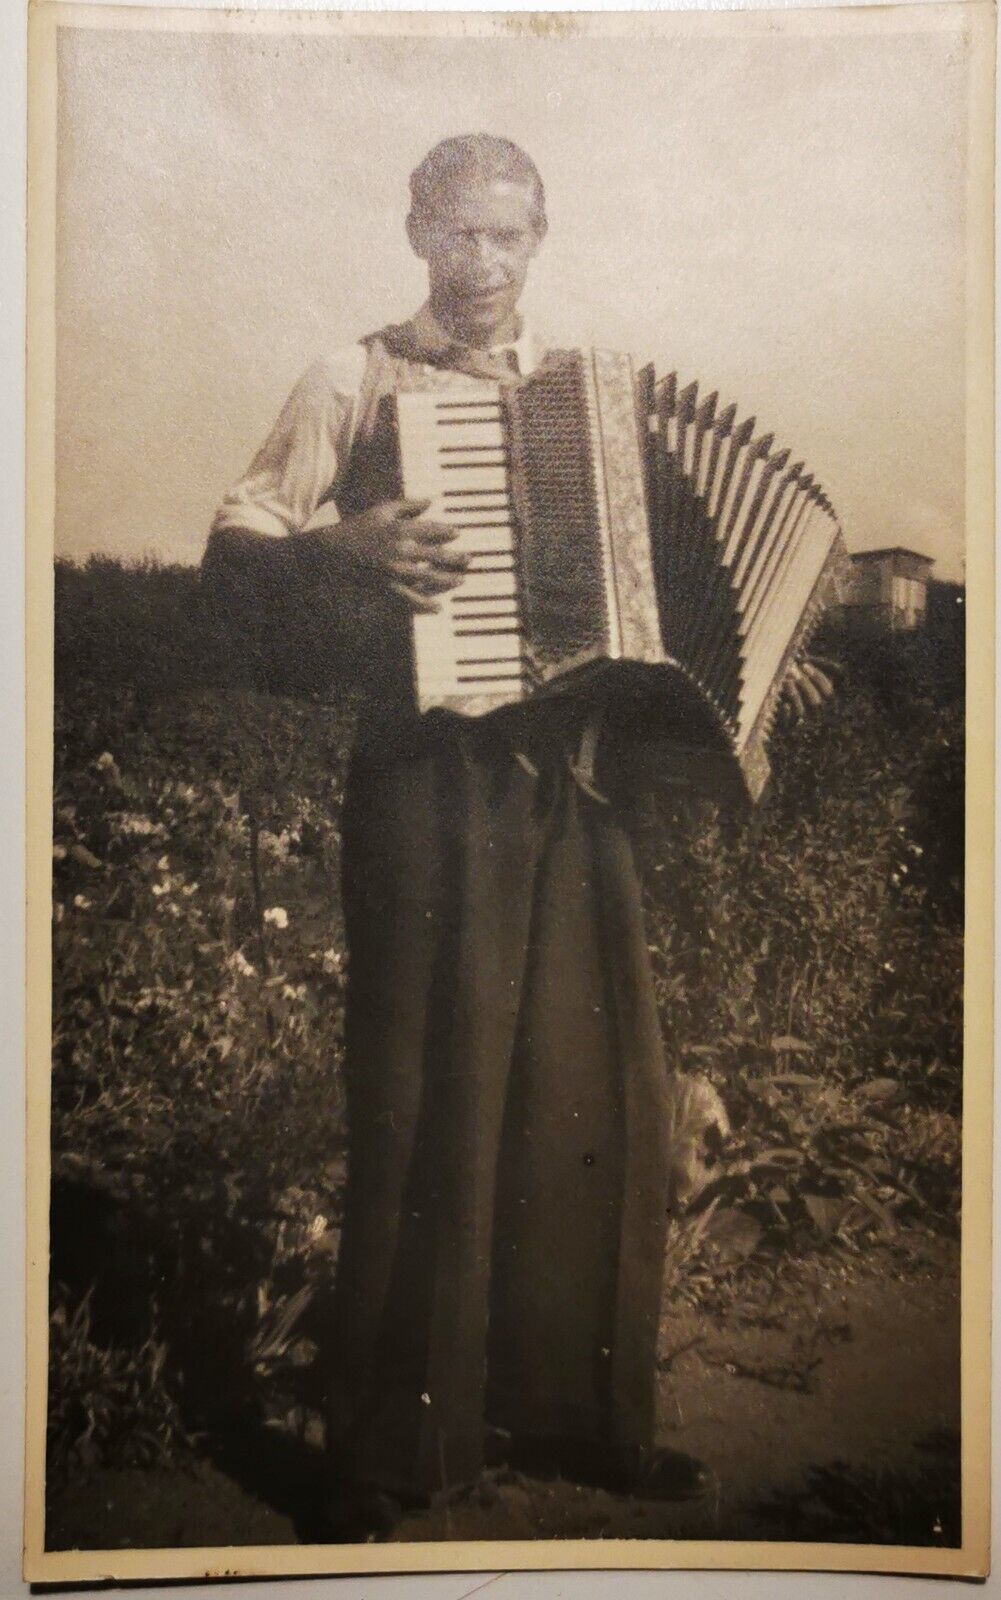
[54,12,972,576]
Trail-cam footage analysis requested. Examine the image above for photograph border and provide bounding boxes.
[23,1,995,1580]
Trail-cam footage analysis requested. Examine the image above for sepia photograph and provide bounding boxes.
[24,2,993,1581]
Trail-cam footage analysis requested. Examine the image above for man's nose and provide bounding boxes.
[470,234,502,272]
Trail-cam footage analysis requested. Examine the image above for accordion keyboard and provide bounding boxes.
[394,389,528,714]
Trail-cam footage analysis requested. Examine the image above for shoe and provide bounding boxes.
[508,1435,712,1503]
[625,1446,713,1502]
[304,1484,404,1544]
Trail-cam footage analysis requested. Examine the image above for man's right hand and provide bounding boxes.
[325,499,469,614]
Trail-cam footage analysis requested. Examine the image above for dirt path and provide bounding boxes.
[47,1242,960,1552]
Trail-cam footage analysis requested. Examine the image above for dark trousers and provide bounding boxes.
[325,708,672,1500]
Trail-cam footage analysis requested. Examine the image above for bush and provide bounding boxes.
[46,1286,197,1485]
[48,558,965,1463]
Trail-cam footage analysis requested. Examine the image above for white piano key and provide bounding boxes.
[443,509,512,525]
[438,466,510,494]
[439,452,509,470]
[450,532,516,555]
[454,639,523,662]
[443,509,514,524]
[452,609,520,622]
[431,391,502,412]
[456,669,526,684]
[434,420,507,449]
[452,571,518,596]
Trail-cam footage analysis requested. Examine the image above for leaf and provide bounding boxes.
[704,1208,764,1261]
[804,1194,850,1238]
[857,1078,900,1103]
[69,844,103,870]
[771,1036,811,1054]
[854,1187,897,1235]
[679,1196,723,1254]
[744,1078,778,1097]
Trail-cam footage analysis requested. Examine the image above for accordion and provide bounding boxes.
[392,349,850,801]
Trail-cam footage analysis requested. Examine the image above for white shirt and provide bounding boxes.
[212,303,539,541]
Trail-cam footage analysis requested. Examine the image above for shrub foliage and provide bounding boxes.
[48,558,964,1476]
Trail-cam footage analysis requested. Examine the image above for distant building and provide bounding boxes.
[840,547,935,631]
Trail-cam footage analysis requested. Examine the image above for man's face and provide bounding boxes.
[409,178,545,347]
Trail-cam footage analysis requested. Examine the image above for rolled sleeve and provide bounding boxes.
[211,349,366,538]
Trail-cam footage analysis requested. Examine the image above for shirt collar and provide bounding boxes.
[408,302,539,376]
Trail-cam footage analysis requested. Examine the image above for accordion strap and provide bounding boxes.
[568,700,610,806]
[506,698,610,805]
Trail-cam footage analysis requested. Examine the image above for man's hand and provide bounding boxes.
[326,498,469,614]
[782,655,840,721]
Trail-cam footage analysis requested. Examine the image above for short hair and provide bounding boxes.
[409,134,547,232]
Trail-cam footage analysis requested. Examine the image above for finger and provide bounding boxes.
[427,568,469,591]
[390,504,461,546]
[389,579,441,614]
[800,661,835,698]
[390,498,433,520]
[790,666,824,708]
[429,547,472,572]
[395,524,458,554]
[806,654,845,679]
[417,569,462,595]
[413,522,462,546]
[784,679,806,720]
[388,557,434,580]
[389,559,459,594]
[797,659,832,697]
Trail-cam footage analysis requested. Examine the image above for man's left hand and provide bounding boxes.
[782,656,839,720]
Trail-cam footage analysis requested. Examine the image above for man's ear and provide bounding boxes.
[406,210,430,260]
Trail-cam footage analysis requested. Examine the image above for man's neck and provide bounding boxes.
[428,296,521,350]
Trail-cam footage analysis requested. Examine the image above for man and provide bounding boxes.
[204,134,829,1540]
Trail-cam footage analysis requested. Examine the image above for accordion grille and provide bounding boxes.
[508,357,612,681]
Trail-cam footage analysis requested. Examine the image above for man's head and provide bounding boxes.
[407,135,547,349]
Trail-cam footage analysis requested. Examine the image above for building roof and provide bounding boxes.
[851,546,935,568]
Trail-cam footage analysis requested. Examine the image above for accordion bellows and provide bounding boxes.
[393,348,850,801]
